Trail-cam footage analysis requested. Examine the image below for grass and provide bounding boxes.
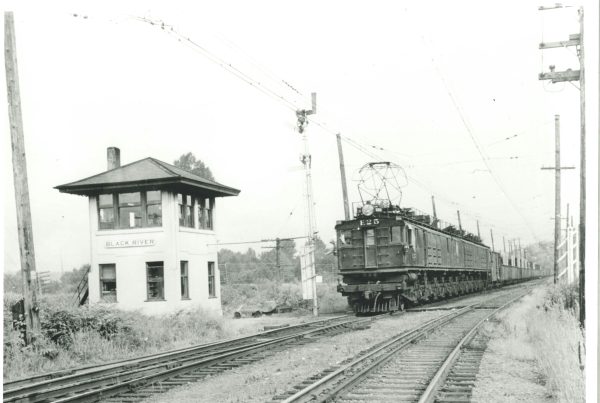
[220,281,348,316]
[4,294,232,381]
[3,281,348,381]
[525,283,585,402]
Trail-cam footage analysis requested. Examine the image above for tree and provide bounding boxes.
[174,152,215,181]
[60,264,90,293]
[313,237,337,281]
[524,241,553,273]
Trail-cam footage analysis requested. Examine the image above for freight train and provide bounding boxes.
[335,201,543,314]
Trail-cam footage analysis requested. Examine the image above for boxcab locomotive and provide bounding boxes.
[335,202,494,313]
[334,161,542,314]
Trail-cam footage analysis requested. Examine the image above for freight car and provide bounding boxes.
[335,201,540,314]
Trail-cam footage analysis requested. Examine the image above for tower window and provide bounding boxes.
[99,264,116,302]
[146,262,165,300]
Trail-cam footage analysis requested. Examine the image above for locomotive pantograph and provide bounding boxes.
[335,162,540,314]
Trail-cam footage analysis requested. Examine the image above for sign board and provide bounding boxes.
[105,239,155,249]
[300,246,315,300]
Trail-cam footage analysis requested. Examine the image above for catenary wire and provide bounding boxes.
[130,13,541,244]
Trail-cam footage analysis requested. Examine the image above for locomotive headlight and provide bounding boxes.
[362,204,374,216]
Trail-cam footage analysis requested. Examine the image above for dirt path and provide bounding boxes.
[471,287,554,402]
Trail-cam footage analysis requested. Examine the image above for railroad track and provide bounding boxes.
[3,314,369,403]
[274,285,534,403]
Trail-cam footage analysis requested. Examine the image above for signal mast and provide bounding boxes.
[296,93,318,316]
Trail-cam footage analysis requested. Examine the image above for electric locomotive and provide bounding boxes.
[335,161,540,314]
[335,202,494,313]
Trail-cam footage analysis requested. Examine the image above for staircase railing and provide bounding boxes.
[72,266,90,306]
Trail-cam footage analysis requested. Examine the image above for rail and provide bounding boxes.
[3,315,360,403]
[277,284,535,402]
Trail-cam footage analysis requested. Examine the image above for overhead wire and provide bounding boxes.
[130,12,541,244]
[133,16,301,112]
[418,35,540,242]
[339,134,518,236]
[212,32,309,101]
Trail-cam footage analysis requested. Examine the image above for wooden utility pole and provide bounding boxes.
[275,238,281,283]
[456,210,462,232]
[541,115,574,284]
[490,229,495,252]
[5,11,41,344]
[565,203,570,237]
[538,4,586,326]
[335,133,350,220]
[576,7,585,328]
[476,220,481,239]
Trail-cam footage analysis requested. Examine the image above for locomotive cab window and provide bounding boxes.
[365,229,376,246]
[339,230,352,246]
[390,226,402,243]
[376,227,389,245]
[406,227,414,247]
[351,230,364,246]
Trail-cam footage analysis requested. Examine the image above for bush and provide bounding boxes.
[543,282,579,313]
[221,281,348,314]
[39,306,129,349]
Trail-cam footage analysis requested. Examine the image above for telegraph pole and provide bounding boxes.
[260,235,308,283]
[456,210,463,233]
[275,238,281,283]
[565,203,570,237]
[5,12,41,344]
[541,115,574,284]
[538,4,586,326]
[336,133,350,220]
[476,220,481,239]
[297,93,319,316]
[490,229,495,252]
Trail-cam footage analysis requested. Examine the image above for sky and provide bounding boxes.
[2,0,598,277]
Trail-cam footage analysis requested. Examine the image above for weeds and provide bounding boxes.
[220,281,348,315]
[526,284,585,402]
[3,301,231,381]
[4,282,348,381]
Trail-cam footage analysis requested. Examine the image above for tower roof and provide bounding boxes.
[55,157,240,197]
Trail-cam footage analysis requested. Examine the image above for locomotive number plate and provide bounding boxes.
[359,219,380,226]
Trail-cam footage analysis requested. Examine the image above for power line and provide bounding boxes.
[421,40,540,241]
[133,16,301,112]
[131,13,541,243]
[339,135,531,238]
[213,32,308,101]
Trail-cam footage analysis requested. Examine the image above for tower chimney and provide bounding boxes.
[107,147,120,170]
